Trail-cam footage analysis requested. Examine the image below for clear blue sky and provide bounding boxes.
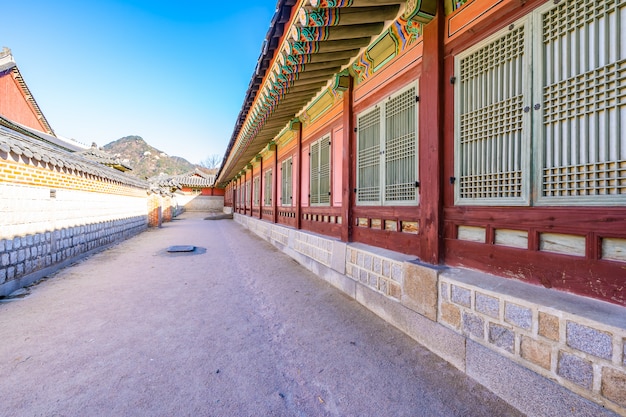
[1,0,278,164]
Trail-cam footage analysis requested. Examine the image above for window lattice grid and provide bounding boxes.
[281,159,293,206]
[357,107,381,203]
[541,0,626,198]
[264,170,272,206]
[253,177,260,205]
[319,139,331,204]
[385,87,417,201]
[458,26,527,201]
[460,27,525,113]
[310,141,320,205]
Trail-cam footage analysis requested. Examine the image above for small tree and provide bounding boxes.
[200,154,221,170]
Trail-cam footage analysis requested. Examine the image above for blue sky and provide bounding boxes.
[1,0,278,164]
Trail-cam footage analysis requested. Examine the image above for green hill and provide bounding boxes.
[103,135,196,179]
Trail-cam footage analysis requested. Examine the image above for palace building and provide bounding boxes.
[216,1,626,414]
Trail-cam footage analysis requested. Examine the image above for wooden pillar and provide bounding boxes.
[242,171,247,214]
[418,2,444,264]
[248,164,253,217]
[339,73,354,243]
[292,119,303,229]
[272,143,278,224]
[258,156,264,220]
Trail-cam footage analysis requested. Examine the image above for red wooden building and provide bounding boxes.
[217,1,625,414]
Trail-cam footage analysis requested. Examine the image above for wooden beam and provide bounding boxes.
[309,0,403,7]
[299,5,400,27]
[290,22,384,41]
[287,37,372,55]
[279,59,350,73]
[279,48,360,66]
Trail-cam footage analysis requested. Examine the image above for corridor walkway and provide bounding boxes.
[0,213,523,417]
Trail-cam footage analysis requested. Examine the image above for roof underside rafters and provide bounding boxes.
[217,0,436,186]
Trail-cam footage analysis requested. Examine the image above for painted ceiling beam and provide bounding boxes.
[308,0,403,7]
[290,22,384,42]
[299,5,400,27]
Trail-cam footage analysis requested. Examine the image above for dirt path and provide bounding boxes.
[0,213,523,417]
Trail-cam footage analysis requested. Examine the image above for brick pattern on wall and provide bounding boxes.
[0,159,145,197]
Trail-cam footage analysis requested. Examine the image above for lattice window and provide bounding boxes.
[385,87,418,202]
[245,180,251,205]
[281,157,293,206]
[310,135,331,205]
[357,82,419,206]
[454,0,625,206]
[253,176,260,206]
[357,107,381,203]
[455,23,530,205]
[538,0,626,204]
[264,169,272,206]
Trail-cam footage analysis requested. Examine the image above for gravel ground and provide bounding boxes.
[0,213,524,417]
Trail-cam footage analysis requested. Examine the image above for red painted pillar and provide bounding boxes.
[293,119,303,230]
[249,165,254,217]
[340,74,354,243]
[259,157,264,220]
[419,3,444,264]
[272,144,278,224]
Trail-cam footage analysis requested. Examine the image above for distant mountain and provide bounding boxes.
[103,135,196,179]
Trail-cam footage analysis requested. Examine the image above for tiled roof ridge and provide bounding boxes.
[0,48,55,135]
[0,125,148,189]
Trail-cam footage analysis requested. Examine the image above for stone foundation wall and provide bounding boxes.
[0,216,146,296]
[234,213,625,417]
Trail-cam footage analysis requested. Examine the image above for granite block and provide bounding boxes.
[489,323,514,353]
[504,302,532,330]
[476,292,500,318]
[566,322,612,360]
[539,311,560,341]
[558,351,593,389]
[467,341,618,417]
[462,311,484,339]
[451,285,471,307]
[601,367,626,408]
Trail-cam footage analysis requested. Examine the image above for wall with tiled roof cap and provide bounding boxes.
[0,125,152,297]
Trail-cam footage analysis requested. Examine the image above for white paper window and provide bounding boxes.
[357,82,419,205]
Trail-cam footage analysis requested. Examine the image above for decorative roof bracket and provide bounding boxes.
[403,0,437,24]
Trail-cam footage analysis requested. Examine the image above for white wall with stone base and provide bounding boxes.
[0,184,148,297]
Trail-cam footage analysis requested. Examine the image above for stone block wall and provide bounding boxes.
[0,216,146,296]
[233,213,625,416]
[439,270,626,413]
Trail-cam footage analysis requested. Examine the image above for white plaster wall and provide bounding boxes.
[0,183,147,239]
[177,195,224,212]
